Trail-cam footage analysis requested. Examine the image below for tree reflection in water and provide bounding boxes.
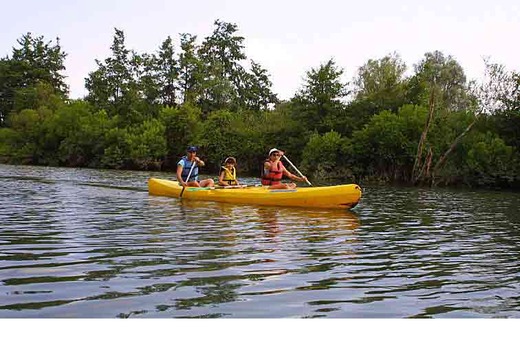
[140,198,361,316]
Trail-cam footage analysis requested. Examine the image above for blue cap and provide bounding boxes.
[187,146,198,152]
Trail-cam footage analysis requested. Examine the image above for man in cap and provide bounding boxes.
[176,146,215,188]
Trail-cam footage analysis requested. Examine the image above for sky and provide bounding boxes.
[1,0,519,100]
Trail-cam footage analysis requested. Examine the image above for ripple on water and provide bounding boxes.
[1,165,520,317]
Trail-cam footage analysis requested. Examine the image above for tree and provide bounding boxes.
[178,33,203,105]
[130,51,161,117]
[292,58,348,132]
[198,20,247,113]
[351,105,427,182]
[353,52,408,112]
[125,118,167,169]
[85,28,136,118]
[159,104,201,167]
[301,130,350,181]
[199,20,246,84]
[478,61,520,150]
[156,36,179,107]
[462,131,518,187]
[0,33,67,124]
[410,51,475,184]
[11,33,68,95]
[409,50,471,113]
[241,60,278,111]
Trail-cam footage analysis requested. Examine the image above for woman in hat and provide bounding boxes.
[261,148,307,189]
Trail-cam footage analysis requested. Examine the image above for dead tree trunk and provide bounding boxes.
[412,87,436,184]
[431,115,478,185]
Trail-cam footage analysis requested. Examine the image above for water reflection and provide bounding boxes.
[2,164,520,318]
[122,199,363,317]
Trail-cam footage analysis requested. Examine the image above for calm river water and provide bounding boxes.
[1,164,519,318]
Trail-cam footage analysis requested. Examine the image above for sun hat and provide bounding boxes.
[224,157,236,164]
[187,146,198,152]
[268,148,283,156]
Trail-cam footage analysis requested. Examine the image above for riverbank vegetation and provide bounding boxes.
[1,20,519,188]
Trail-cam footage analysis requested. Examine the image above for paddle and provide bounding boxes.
[180,161,197,198]
[282,155,312,186]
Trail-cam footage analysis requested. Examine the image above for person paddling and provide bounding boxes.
[261,148,307,189]
[176,146,215,188]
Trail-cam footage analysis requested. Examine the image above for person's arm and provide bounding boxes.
[263,162,271,177]
[283,167,306,182]
[194,156,204,166]
[176,164,187,187]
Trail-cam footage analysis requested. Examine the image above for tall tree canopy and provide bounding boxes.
[85,28,134,117]
[353,52,408,112]
[2,22,520,189]
[410,50,471,112]
[155,36,178,107]
[292,58,348,132]
[0,33,67,125]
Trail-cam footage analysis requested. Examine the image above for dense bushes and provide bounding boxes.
[2,23,520,189]
[349,105,427,181]
[463,131,519,187]
[301,131,350,181]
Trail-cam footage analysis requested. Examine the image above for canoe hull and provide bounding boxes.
[148,178,362,209]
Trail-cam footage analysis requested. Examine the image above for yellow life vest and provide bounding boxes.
[221,166,237,184]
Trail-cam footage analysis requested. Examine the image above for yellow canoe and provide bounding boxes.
[148,178,362,209]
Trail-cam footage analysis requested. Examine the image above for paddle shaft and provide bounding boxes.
[282,155,312,186]
[180,161,197,197]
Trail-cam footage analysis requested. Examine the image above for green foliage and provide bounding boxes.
[85,28,148,120]
[240,60,278,111]
[409,50,471,112]
[155,36,179,107]
[353,52,408,115]
[2,23,520,189]
[198,110,241,170]
[293,59,348,132]
[226,111,274,174]
[124,119,167,169]
[85,28,136,116]
[101,127,128,169]
[7,109,42,162]
[58,109,115,167]
[462,131,518,187]
[0,128,20,162]
[0,33,67,122]
[257,102,309,165]
[83,23,277,119]
[350,105,427,181]
[198,109,295,175]
[178,33,204,105]
[159,103,201,166]
[301,131,351,181]
[12,81,64,114]
[484,67,520,149]
[429,111,477,157]
[197,20,247,113]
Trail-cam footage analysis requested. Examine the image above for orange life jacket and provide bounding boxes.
[261,160,284,185]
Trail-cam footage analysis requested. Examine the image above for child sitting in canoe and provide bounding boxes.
[218,157,241,186]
